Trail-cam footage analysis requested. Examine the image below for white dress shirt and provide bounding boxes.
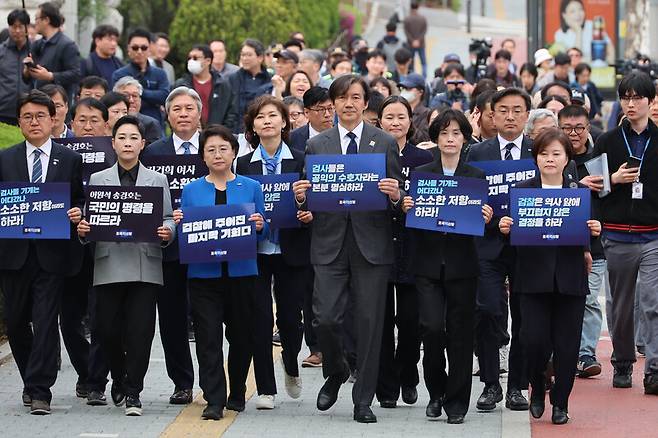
[308,124,320,140]
[26,139,53,182]
[497,133,524,160]
[337,121,364,154]
[173,131,200,155]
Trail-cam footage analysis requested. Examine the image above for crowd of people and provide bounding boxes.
[1,0,658,428]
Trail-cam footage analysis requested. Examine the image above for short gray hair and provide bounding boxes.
[299,49,324,66]
[112,76,143,95]
[165,86,203,114]
[525,109,558,136]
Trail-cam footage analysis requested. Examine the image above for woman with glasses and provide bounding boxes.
[282,96,308,131]
[174,124,267,420]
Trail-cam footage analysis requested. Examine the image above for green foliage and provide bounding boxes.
[78,0,108,23]
[0,123,23,150]
[117,0,180,37]
[170,0,339,62]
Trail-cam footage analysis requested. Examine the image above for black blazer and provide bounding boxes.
[512,175,589,296]
[407,156,483,280]
[0,141,84,275]
[174,71,239,131]
[289,124,310,152]
[142,135,176,156]
[236,147,311,267]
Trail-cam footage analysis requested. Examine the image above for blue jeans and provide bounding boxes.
[410,47,427,78]
[579,259,606,358]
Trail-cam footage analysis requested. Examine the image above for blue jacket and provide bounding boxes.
[180,174,268,278]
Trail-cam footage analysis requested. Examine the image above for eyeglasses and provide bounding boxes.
[289,111,304,118]
[309,105,335,114]
[560,125,588,135]
[130,45,149,52]
[620,95,647,102]
[205,147,233,156]
[122,93,141,101]
[19,113,49,123]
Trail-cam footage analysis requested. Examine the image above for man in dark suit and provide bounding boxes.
[139,87,199,404]
[467,87,532,413]
[289,87,334,152]
[293,75,404,423]
[0,90,84,415]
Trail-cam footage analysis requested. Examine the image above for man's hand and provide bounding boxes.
[580,175,604,192]
[378,178,400,202]
[297,210,313,223]
[611,162,639,185]
[173,209,183,225]
[77,219,90,238]
[499,216,513,235]
[67,207,82,224]
[157,225,172,242]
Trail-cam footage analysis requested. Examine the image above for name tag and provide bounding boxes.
[632,181,643,199]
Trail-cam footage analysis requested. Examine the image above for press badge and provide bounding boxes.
[632,181,643,199]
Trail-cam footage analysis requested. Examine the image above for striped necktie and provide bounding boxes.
[32,149,43,183]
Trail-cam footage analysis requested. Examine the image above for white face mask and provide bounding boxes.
[400,89,417,103]
[187,59,204,75]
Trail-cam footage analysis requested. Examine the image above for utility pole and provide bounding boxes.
[467,0,472,34]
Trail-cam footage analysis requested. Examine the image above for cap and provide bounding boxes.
[274,49,299,64]
[570,88,586,104]
[399,73,426,90]
[534,48,553,66]
[330,47,345,56]
[443,53,461,63]
[554,52,571,66]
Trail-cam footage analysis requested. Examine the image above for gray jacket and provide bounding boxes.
[87,162,175,286]
[0,38,29,120]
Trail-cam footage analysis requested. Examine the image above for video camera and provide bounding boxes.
[469,38,493,81]
[615,53,658,81]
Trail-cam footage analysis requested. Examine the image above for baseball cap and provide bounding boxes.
[274,49,299,63]
[443,53,461,63]
[399,73,426,90]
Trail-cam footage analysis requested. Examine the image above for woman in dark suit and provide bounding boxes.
[498,128,601,425]
[174,124,267,420]
[402,109,493,424]
[236,95,313,409]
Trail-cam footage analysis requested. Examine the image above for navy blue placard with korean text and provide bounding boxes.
[249,174,300,229]
[85,185,163,242]
[141,154,208,208]
[178,203,257,264]
[406,172,488,236]
[306,154,387,211]
[510,188,591,246]
[53,136,116,185]
[470,159,537,216]
[0,182,70,239]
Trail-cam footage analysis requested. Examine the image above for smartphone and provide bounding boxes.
[24,61,37,69]
[627,156,642,169]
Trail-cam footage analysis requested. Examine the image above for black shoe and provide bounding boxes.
[353,405,377,423]
[317,369,349,411]
[613,365,633,388]
[111,382,125,407]
[529,383,546,419]
[169,388,193,405]
[505,388,529,411]
[202,404,223,420]
[272,329,281,346]
[379,399,397,408]
[22,390,31,407]
[447,414,465,424]
[75,382,88,398]
[644,373,658,395]
[226,396,245,412]
[401,386,418,405]
[577,355,602,378]
[551,406,569,425]
[125,395,142,416]
[425,399,442,420]
[30,399,51,415]
[87,390,107,406]
[476,384,503,411]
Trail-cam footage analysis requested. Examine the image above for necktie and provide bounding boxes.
[181,141,192,155]
[32,149,43,183]
[259,144,282,244]
[504,143,515,161]
[346,132,358,155]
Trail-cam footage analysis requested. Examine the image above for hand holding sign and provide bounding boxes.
[587,219,601,237]
[249,213,265,232]
[293,179,311,203]
[77,219,90,237]
[482,204,493,224]
[158,226,173,242]
[499,216,513,235]
[402,195,414,213]
[378,178,401,202]
[68,207,83,224]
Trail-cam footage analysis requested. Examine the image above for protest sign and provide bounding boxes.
[0,182,70,239]
[470,159,537,216]
[141,154,207,208]
[249,174,299,228]
[54,136,116,185]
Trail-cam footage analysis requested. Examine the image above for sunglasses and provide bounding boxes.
[130,45,149,52]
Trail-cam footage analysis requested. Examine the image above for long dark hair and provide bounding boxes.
[559,0,585,32]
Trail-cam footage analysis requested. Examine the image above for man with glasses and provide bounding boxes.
[111,28,169,134]
[112,76,163,145]
[40,84,73,138]
[0,90,84,415]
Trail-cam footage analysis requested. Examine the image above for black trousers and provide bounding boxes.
[87,286,114,392]
[313,225,389,406]
[376,282,420,402]
[189,276,254,406]
[302,268,319,353]
[520,293,585,410]
[95,282,157,397]
[157,260,194,390]
[1,249,62,403]
[476,247,527,390]
[416,274,477,416]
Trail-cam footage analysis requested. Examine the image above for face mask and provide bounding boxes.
[400,90,417,103]
[187,59,203,75]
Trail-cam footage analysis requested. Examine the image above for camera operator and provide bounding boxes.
[430,64,470,112]
[465,38,492,84]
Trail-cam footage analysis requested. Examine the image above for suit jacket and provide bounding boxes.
[135,112,164,146]
[512,175,589,296]
[27,31,81,100]
[175,71,239,131]
[87,163,175,286]
[0,141,84,275]
[304,122,404,265]
[289,124,310,152]
[236,145,311,266]
[407,157,483,280]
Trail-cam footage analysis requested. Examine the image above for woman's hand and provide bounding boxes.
[173,209,183,225]
[580,175,604,192]
[67,207,82,224]
[402,196,414,213]
[587,219,601,237]
[482,204,493,224]
[499,216,513,235]
[77,219,90,238]
[249,213,265,232]
[297,210,313,223]
[293,180,311,203]
[157,225,172,242]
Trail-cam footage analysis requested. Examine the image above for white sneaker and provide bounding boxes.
[284,372,302,399]
[255,394,275,410]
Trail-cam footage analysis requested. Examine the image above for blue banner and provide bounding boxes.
[470,159,537,216]
[406,172,488,236]
[85,186,163,242]
[0,182,70,239]
[53,136,116,185]
[178,203,256,264]
[306,154,387,211]
[249,174,300,229]
[510,188,591,246]
[141,155,208,208]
